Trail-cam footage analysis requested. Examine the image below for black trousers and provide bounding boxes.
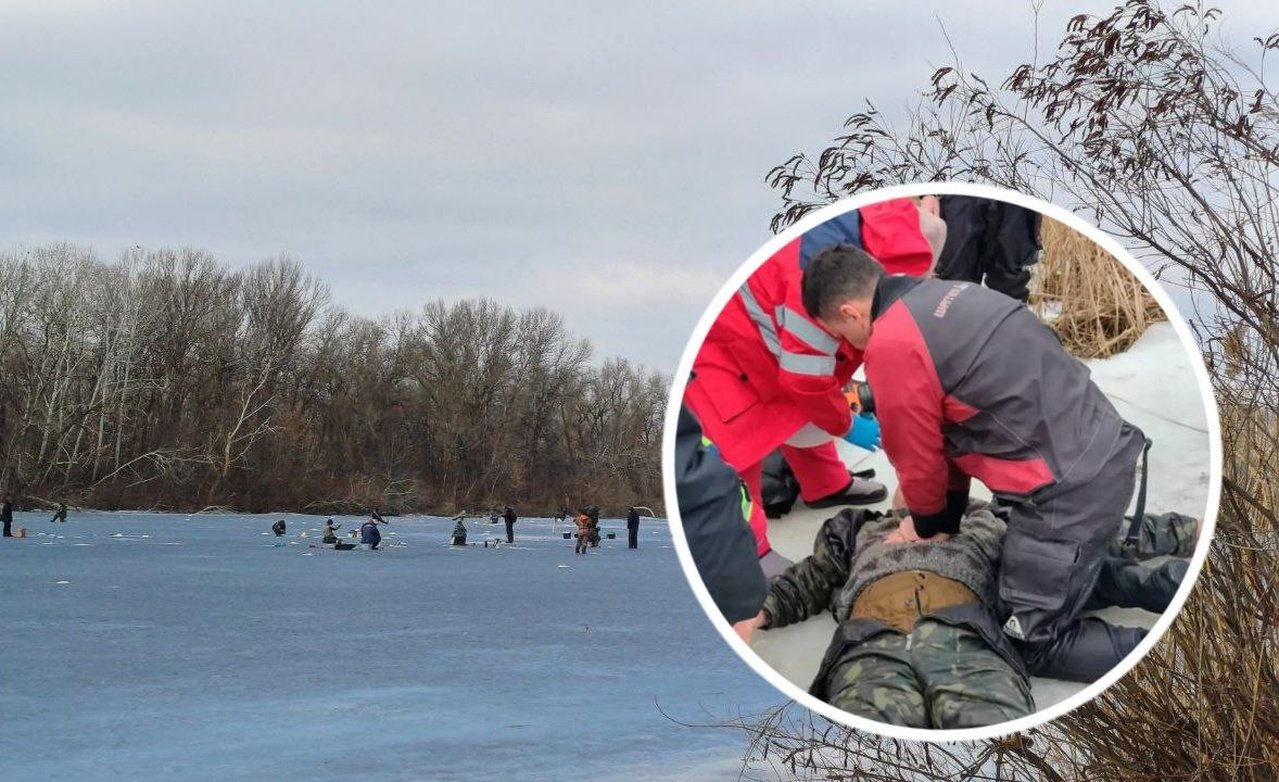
[1001,425,1149,682]
[505,522,514,543]
[628,527,638,548]
[2,520,11,537]
[936,196,1041,302]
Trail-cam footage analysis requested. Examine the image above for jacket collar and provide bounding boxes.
[871,274,922,320]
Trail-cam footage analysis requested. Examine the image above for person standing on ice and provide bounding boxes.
[502,506,517,544]
[801,242,1157,683]
[361,517,382,550]
[49,502,67,523]
[574,510,592,554]
[587,505,601,547]
[1,495,13,538]
[626,507,641,549]
[683,197,947,578]
[934,195,1042,302]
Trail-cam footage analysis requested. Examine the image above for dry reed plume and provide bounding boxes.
[1029,218,1165,359]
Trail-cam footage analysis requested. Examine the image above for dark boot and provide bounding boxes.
[805,476,887,508]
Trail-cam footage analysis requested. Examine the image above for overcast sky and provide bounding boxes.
[2,1,1272,371]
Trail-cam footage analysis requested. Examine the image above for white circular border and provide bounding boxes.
[660,182,1222,743]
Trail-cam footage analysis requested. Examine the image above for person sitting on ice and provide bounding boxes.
[801,241,1188,683]
[360,517,382,550]
[682,197,947,578]
[451,520,468,546]
[740,501,1193,729]
[271,519,287,537]
[322,519,341,544]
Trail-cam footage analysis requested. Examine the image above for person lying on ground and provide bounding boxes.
[802,242,1177,682]
[741,502,1191,729]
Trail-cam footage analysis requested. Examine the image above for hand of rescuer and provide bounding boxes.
[842,412,881,451]
[883,513,953,545]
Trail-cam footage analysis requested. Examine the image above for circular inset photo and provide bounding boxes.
[663,184,1220,741]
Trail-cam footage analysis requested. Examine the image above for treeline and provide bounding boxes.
[0,244,666,515]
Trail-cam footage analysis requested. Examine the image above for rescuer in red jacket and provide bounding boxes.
[800,242,1157,682]
[684,198,945,573]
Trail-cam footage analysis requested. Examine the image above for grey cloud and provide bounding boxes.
[2,0,1241,369]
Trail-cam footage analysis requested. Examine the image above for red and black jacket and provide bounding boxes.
[864,276,1136,537]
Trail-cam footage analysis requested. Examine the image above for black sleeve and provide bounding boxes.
[911,490,968,537]
[674,406,767,624]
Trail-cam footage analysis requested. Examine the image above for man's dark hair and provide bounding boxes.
[801,244,885,320]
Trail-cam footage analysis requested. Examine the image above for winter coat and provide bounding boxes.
[684,199,935,471]
[862,275,1143,537]
[674,406,767,623]
[361,521,381,546]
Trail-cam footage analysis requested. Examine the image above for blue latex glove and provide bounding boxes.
[843,413,881,451]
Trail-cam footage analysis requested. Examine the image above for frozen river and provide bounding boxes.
[0,512,776,781]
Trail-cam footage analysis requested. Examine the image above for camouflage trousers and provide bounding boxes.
[1088,511,1198,614]
[1110,511,1198,560]
[825,620,1033,729]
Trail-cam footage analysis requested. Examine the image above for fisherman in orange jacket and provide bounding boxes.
[574,511,592,554]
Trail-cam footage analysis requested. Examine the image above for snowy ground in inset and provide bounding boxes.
[751,321,1212,712]
[0,513,776,781]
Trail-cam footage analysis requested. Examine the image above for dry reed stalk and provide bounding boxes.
[1030,219,1165,358]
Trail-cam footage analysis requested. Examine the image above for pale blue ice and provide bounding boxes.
[0,512,775,781]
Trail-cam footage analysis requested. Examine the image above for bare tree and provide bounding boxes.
[0,249,666,516]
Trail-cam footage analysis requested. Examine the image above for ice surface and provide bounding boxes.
[0,514,776,781]
[751,321,1212,712]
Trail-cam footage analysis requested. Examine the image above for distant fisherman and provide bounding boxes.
[272,519,287,537]
[588,506,601,548]
[627,507,640,549]
[1,495,13,538]
[361,517,382,550]
[452,520,467,545]
[503,506,517,544]
[323,519,341,544]
[574,511,592,554]
[50,502,67,523]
